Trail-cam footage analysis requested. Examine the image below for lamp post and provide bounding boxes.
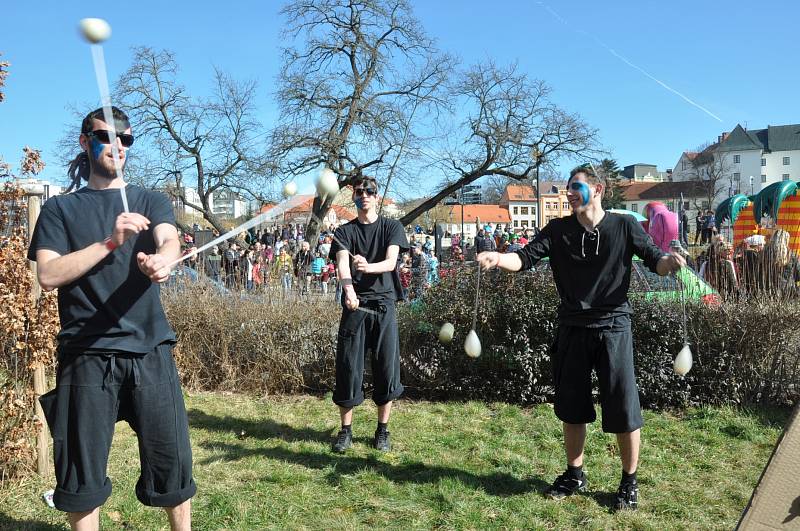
[749,175,754,195]
[460,186,465,252]
[531,145,544,230]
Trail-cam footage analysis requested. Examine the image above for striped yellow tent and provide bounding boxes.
[716,194,757,248]
[753,181,800,253]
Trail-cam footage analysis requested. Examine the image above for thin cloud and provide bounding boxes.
[537,1,723,123]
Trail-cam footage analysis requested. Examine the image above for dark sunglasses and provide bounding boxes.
[354,187,377,197]
[86,129,135,148]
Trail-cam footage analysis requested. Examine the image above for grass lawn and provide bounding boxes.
[0,393,789,530]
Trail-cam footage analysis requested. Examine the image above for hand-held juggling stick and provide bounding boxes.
[80,18,129,213]
[465,261,482,358]
[166,212,271,269]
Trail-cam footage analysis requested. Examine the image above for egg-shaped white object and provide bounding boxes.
[464,329,481,358]
[673,343,693,376]
[282,181,297,198]
[316,168,339,198]
[438,322,455,344]
[79,18,111,44]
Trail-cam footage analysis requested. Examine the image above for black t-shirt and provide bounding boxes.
[516,212,665,325]
[27,185,177,353]
[329,216,409,301]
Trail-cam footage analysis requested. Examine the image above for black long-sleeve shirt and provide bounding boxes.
[516,213,665,325]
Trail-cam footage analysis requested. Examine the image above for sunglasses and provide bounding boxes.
[86,129,135,148]
[353,187,377,197]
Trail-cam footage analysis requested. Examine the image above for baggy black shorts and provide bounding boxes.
[39,343,196,513]
[333,299,404,408]
[551,316,643,433]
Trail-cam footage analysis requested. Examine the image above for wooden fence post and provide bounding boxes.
[23,184,49,477]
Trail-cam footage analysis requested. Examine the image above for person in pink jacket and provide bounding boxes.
[643,202,678,253]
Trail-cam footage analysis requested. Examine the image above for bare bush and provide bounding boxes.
[163,287,338,395]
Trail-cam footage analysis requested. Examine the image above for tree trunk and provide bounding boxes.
[305,194,335,245]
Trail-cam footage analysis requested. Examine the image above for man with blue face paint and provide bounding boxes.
[28,107,194,530]
[477,165,685,511]
[328,175,409,453]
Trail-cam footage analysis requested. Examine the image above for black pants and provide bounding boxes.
[551,316,643,433]
[39,344,196,512]
[333,299,403,408]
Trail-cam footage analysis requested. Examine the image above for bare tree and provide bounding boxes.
[111,47,274,233]
[0,52,9,103]
[399,61,604,226]
[686,142,731,210]
[272,0,453,242]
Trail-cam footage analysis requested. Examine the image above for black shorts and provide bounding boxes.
[333,299,403,408]
[39,343,196,513]
[551,316,643,433]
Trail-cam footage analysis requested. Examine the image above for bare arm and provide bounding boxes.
[477,251,524,272]
[137,222,181,283]
[36,212,151,291]
[336,249,359,310]
[353,245,400,274]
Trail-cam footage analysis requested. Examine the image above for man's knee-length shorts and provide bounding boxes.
[39,343,196,512]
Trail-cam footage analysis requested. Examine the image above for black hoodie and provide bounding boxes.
[515,212,665,325]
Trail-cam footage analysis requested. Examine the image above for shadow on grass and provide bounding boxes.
[188,409,332,444]
[199,441,550,497]
[0,513,64,530]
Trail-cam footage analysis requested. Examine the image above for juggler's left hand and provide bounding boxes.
[137,252,172,283]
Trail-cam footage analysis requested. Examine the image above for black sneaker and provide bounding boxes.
[544,469,588,500]
[373,429,391,451]
[331,429,352,453]
[614,481,639,511]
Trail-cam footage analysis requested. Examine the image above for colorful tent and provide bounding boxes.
[714,194,757,249]
[752,181,798,224]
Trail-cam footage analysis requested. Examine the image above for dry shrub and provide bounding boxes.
[399,262,800,409]
[0,184,59,481]
[163,287,338,394]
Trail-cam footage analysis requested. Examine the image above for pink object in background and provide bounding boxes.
[643,202,679,252]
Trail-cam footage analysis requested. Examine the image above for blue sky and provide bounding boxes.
[1,0,796,195]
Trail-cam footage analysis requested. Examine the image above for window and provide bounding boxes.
[701,201,709,209]
[733,172,741,181]
[562,202,569,209]
[513,219,519,227]
[761,174,767,183]
[520,206,528,215]
[784,157,791,165]
[630,203,638,213]
[734,155,740,163]
[683,201,690,211]
[521,220,528,227]
[783,174,790,181]
[512,206,518,215]
[761,158,766,167]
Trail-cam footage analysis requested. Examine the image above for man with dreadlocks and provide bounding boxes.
[28,107,194,531]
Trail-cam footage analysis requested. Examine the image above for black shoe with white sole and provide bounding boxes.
[544,469,588,500]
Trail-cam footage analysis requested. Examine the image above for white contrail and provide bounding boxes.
[536,1,723,123]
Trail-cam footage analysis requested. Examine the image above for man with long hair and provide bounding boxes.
[477,165,684,511]
[28,107,194,530]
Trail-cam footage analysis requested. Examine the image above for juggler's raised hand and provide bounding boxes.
[111,212,150,247]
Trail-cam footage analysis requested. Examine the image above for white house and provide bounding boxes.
[671,123,800,203]
[499,184,538,230]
